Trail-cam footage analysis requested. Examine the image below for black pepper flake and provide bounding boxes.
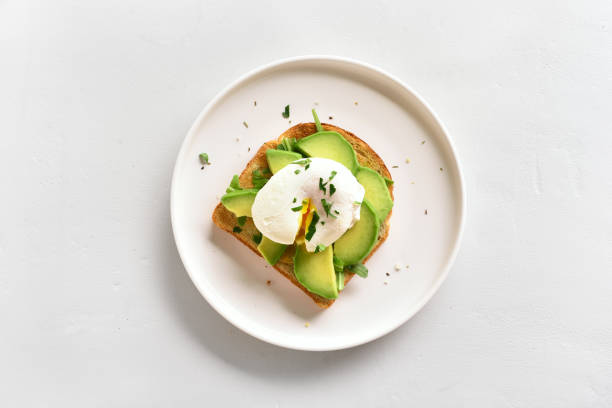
[243,121,248,128]
[266,280,271,285]
[354,101,358,105]
[392,165,399,168]
[329,116,333,120]
[254,101,257,106]
[421,140,426,144]
[386,272,390,276]
[201,166,204,170]
[440,167,444,171]
[248,147,251,152]
[425,209,428,215]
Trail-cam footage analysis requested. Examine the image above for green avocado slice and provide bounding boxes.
[355,166,393,221]
[220,189,258,217]
[293,243,338,299]
[257,235,287,265]
[265,149,303,174]
[333,200,380,265]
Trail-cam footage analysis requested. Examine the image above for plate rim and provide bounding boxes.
[170,55,466,351]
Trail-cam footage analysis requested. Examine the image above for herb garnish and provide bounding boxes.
[282,105,290,118]
[237,216,247,226]
[294,169,301,174]
[314,244,326,253]
[321,198,337,218]
[347,263,368,278]
[277,137,297,151]
[233,226,242,233]
[293,197,297,203]
[337,270,344,290]
[305,212,319,241]
[318,177,327,194]
[252,232,263,245]
[291,205,304,212]
[333,255,344,274]
[329,170,337,181]
[384,177,394,186]
[334,210,339,215]
[329,184,336,196]
[294,158,312,166]
[199,153,210,165]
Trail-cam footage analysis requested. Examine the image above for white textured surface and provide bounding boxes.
[1,0,611,406]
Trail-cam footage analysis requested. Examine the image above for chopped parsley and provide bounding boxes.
[347,263,368,278]
[294,158,312,167]
[199,153,210,165]
[233,226,242,233]
[305,163,310,170]
[305,211,319,241]
[384,177,394,186]
[291,205,303,212]
[318,177,327,194]
[321,198,337,218]
[314,244,326,253]
[334,210,339,215]
[329,184,336,196]
[294,169,301,174]
[329,170,337,181]
[237,216,247,226]
[252,232,263,245]
[282,104,290,118]
[292,197,297,203]
[353,201,362,205]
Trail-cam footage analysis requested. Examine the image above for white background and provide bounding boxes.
[2,0,611,406]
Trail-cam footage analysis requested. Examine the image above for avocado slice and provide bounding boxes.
[333,200,380,265]
[220,189,258,217]
[257,235,287,265]
[355,166,393,221]
[265,149,303,174]
[295,131,359,174]
[293,243,338,299]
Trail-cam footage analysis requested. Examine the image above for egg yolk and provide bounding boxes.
[295,199,317,244]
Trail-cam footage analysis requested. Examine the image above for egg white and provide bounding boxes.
[251,157,365,252]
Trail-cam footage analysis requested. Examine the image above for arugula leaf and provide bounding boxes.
[226,175,243,193]
[282,105,290,118]
[252,169,270,189]
[333,255,344,274]
[329,184,336,196]
[252,232,263,245]
[237,216,247,226]
[347,263,368,278]
[337,270,345,291]
[305,211,319,241]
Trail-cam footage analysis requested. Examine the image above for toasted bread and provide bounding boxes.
[212,122,393,308]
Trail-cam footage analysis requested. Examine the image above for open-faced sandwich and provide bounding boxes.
[212,110,393,308]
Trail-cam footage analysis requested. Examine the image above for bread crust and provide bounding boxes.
[211,122,393,308]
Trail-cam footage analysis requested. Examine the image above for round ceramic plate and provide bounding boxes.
[171,56,465,351]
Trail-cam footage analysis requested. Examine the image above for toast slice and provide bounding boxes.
[212,122,393,308]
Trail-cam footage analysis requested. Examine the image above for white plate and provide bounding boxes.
[171,56,465,351]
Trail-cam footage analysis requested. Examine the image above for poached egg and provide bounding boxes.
[252,157,365,252]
